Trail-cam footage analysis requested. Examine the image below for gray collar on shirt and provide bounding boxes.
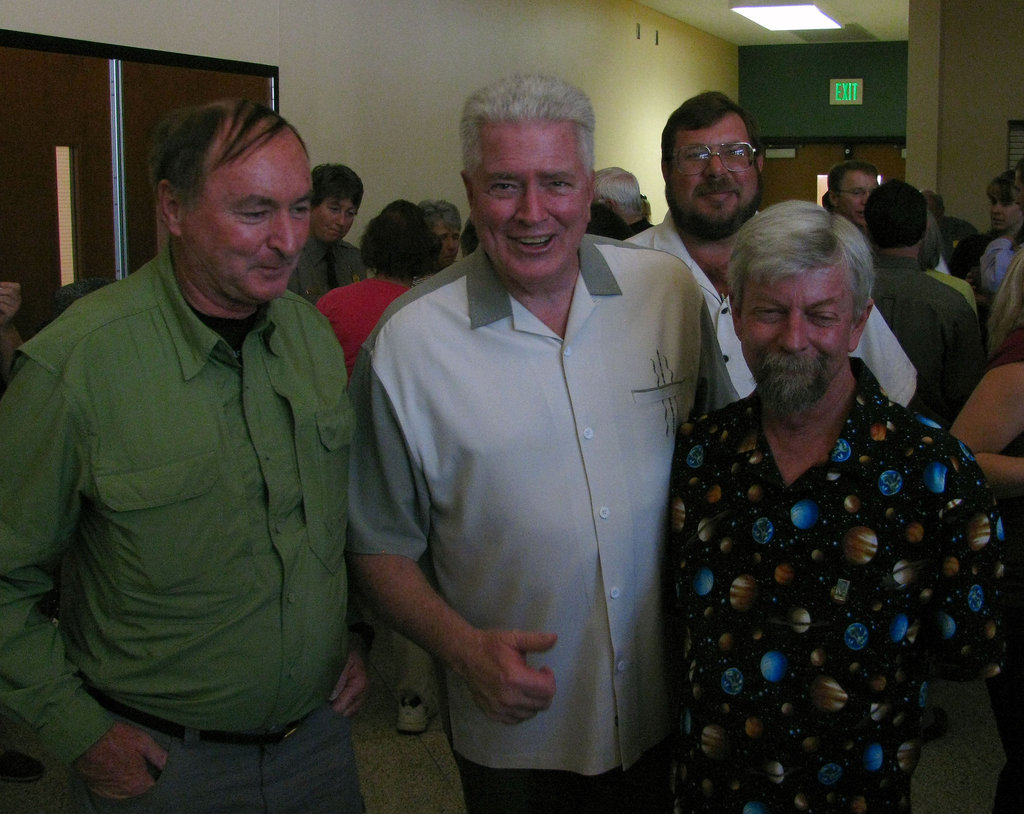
[467,235,622,329]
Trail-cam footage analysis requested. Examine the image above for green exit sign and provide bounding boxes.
[830,78,863,105]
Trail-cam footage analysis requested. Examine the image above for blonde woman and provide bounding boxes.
[951,247,1024,813]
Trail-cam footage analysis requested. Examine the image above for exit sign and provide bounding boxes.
[830,78,863,105]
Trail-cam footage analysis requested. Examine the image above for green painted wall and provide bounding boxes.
[739,42,908,141]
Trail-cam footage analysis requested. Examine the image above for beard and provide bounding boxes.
[750,351,831,416]
[666,174,763,241]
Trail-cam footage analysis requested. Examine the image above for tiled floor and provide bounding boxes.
[0,646,1004,812]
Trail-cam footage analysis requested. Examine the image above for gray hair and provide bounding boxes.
[460,74,595,172]
[594,167,644,221]
[417,199,462,233]
[729,200,875,314]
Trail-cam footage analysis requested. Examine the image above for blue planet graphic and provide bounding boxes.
[693,568,714,596]
[831,438,852,462]
[863,743,884,772]
[878,470,904,496]
[923,461,948,494]
[968,584,985,612]
[916,414,942,428]
[958,440,976,461]
[790,499,819,529]
[686,445,705,468]
[919,681,929,708]
[889,614,909,642]
[818,762,843,786]
[752,517,775,544]
[742,804,769,814]
[845,622,869,650]
[760,650,788,682]
[997,516,1005,541]
[721,667,744,695]
[936,612,957,639]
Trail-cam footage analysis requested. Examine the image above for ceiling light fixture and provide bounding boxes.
[729,2,841,31]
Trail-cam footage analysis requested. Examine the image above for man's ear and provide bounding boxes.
[156,179,186,238]
[849,298,873,352]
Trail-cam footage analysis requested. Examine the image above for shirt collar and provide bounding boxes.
[157,243,278,380]
[466,234,622,329]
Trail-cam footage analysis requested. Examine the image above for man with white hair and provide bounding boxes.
[668,200,1002,812]
[347,73,733,812]
[594,166,652,234]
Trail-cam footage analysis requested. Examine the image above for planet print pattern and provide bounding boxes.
[668,374,1003,813]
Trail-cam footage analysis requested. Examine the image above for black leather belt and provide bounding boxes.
[87,688,307,745]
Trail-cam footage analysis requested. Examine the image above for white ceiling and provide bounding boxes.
[636,1,908,46]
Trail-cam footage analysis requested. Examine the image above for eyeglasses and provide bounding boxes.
[836,187,876,199]
[672,142,757,175]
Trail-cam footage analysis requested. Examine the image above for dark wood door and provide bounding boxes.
[0,46,114,336]
[761,142,906,208]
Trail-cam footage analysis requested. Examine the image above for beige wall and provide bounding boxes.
[908,0,1024,230]
[0,0,737,236]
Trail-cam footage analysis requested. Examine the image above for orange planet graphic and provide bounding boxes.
[700,724,729,759]
[897,740,921,773]
[729,574,758,610]
[905,521,924,543]
[843,526,878,564]
[810,675,848,712]
[967,514,991,550]
[775,563,795,585]
[844,494,861,513]
[671,497,686,532]
[942,556,960,577]
[745,717,763,738]
[706,484,722,504]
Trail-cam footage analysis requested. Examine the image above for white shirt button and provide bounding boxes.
[616,660,627,673]
[563,346,572,357]
[610,587,621,599]
[599,506,610,519]
[583,427,594,440]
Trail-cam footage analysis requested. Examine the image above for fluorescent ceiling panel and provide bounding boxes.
[730,4,841,30]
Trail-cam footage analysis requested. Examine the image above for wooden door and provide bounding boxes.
[760,142,906,208]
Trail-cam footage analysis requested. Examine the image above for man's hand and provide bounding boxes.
[0,282,20,328]
[329,649,370,716]
[73,721,168,799]
[458,629,557,724]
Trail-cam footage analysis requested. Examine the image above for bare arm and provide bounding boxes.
[950,362,1024,498]
[0,282,24,384]
[347,552,557,724]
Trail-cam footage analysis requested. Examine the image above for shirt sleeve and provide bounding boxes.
[345,345,431,561]
[0,358,114,762]
[926,437,1005,681]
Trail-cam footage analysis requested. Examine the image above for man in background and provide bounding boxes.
[594,166,653,234]
[630,91,916,405]
[288,162,365,302]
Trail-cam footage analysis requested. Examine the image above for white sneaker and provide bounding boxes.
[396,696,430,734]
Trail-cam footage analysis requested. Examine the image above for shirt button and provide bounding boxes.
[287,593,296,604]
[599,506,610,519]
[722,306,729,314]
[583,427,594,440]
[610,587,621,599]
[563,346,572,357]
[723,354,730,362]
[616,660,627,673]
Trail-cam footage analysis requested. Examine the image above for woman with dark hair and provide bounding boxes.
[317,199,437,378]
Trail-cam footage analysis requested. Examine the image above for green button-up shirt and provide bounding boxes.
[0,246,353,763]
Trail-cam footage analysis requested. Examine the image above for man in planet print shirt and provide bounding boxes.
[668,200,1003,812]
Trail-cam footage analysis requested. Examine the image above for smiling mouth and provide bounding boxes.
[515,236,553,247]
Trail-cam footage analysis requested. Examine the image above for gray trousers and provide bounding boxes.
[70,704,363,814]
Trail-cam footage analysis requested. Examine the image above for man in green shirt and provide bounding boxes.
[0,99,365,812]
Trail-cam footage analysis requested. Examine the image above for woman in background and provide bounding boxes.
[951,249,1024,813]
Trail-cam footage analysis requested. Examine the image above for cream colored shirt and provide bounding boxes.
[347,237,733,773]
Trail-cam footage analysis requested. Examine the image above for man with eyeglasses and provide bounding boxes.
[630,92,916,404]
[827,159,880,232]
